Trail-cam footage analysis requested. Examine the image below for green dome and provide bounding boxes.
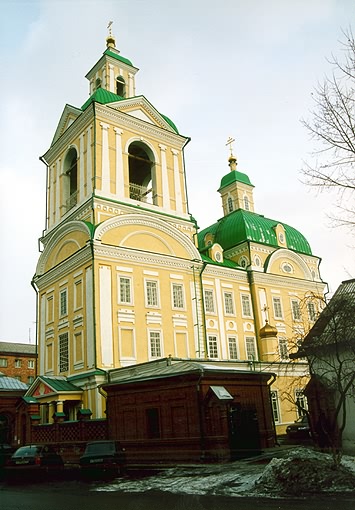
[198,209,312,255]
[218,170,254,190]
[81,88,124,110]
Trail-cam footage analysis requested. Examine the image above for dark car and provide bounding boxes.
[6,444,64,478]
[0,444,15,470]
[286,415,311,440]
[79,440,126,477]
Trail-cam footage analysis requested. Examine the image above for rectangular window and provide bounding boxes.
[208,335,219,358]
[245,336,257,360]
[241,294,252,317]
[145,280,159,307]
[204,289,215,313]
[272,296,283,319]
[28,359,35,369]
[119,276,132,304]
[270,390,280,423]
[172,283,184,309]
[0,358,8,368]
[14,359,22,368]
[149,331,162,358]
[278,336,288,360]
[74,280,83,309]
[60,288,68,317]
[146,408,161,439]
[307,302,317,322]
[228,336,239,359]
[59,332,69,372]
[47,296,54,323]
[224,292,234,315]
[291,299,301,321]
[295,389,308,417]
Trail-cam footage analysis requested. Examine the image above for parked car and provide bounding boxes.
[286,415,311,440]
[0,444,15,470]
[6,444,64,478]
[79,440,126,477]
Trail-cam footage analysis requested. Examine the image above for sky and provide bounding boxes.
[0,0,354,343]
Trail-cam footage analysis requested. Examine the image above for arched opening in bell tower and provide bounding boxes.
[128,142,156,205]
[63,147,78,212]
[116,75,126,97]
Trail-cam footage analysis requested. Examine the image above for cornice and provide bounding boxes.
[248,270,327,292]
[42,199,93,244]
[34,245,92,289]
[203,264,249,283]
[95,103,188,148]
[93,244,201,272]
[43,105,94,163]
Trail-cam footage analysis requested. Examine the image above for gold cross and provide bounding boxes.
[226,136,235,156]
[107,21,113,36]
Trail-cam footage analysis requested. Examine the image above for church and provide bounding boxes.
[24,28,326,445]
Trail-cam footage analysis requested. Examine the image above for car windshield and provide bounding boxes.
[13,446,39,457]
[86,442,115,454]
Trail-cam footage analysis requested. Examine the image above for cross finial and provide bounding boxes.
[226,136,235,157]
[107,20,113,36]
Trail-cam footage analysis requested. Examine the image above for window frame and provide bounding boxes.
[278,336,289,360]
[207,334,219,359]
[171,282,185,310]
[204,288,215,314]
[59,288,68,317]
[272,296,283,320]
[307,301,317,322]
[14,359,22,368]
[145,279,159,308]
[59,332,69,373]
[223,291,235,315]
[28,359,35,369]
[291,299,302,321]
[118,275,133,305]
[149,330,162,359]
[241,294,252,317]
[0,358,8,368]
[228,336,239,360]
[245,336,257,361]
[270,390,281,423]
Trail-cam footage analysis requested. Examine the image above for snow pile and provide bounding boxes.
[253,447,355,496]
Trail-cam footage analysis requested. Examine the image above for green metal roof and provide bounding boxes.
[198,209,312,255]
[40,376,81,393]
[200,253,241,269]
[161,113,179,134]
[219,170,254,190]
[82,88,124,110]
[104,48,133,66]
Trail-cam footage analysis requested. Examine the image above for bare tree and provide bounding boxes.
[302,29,355,225]
[294,280,355,466]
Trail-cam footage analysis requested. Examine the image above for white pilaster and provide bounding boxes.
[79,133,85,202]
[172,149,183,213]
[215,278,228,359]
[49,165,54,227]
[85,267,95,368]
[40,295,46,375]
[55,158,61,223]
[86,125,93,194]
[114,128,124,198]
[100,122,111,195]
[159,144,170,209]
[109,64,115,93]
[128,73,135,97]
[99,265,114,367]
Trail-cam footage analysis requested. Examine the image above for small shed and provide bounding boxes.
[0,374,28,444]
[102,358,276,464]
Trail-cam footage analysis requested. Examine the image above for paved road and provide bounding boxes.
[1,480,355,510]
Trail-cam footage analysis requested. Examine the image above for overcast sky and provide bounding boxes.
[1,0,354,343]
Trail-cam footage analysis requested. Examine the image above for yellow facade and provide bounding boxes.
[31,34,326,436]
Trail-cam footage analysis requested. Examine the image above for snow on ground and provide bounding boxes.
[92,447,355,499]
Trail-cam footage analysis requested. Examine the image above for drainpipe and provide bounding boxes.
[198,262,208,358]
[246,258,261,367]
[267,373,278,446]
[39,156,49,232]
[30,278,39,378]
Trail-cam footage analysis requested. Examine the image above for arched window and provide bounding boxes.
[116,76,126,97]
[243,195,250,211]
[63,148,78,211]
[227,196,233,213]
[128,142,156,204]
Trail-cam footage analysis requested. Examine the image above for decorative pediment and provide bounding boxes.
[51,104,83,146]
[108,96,178,133]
